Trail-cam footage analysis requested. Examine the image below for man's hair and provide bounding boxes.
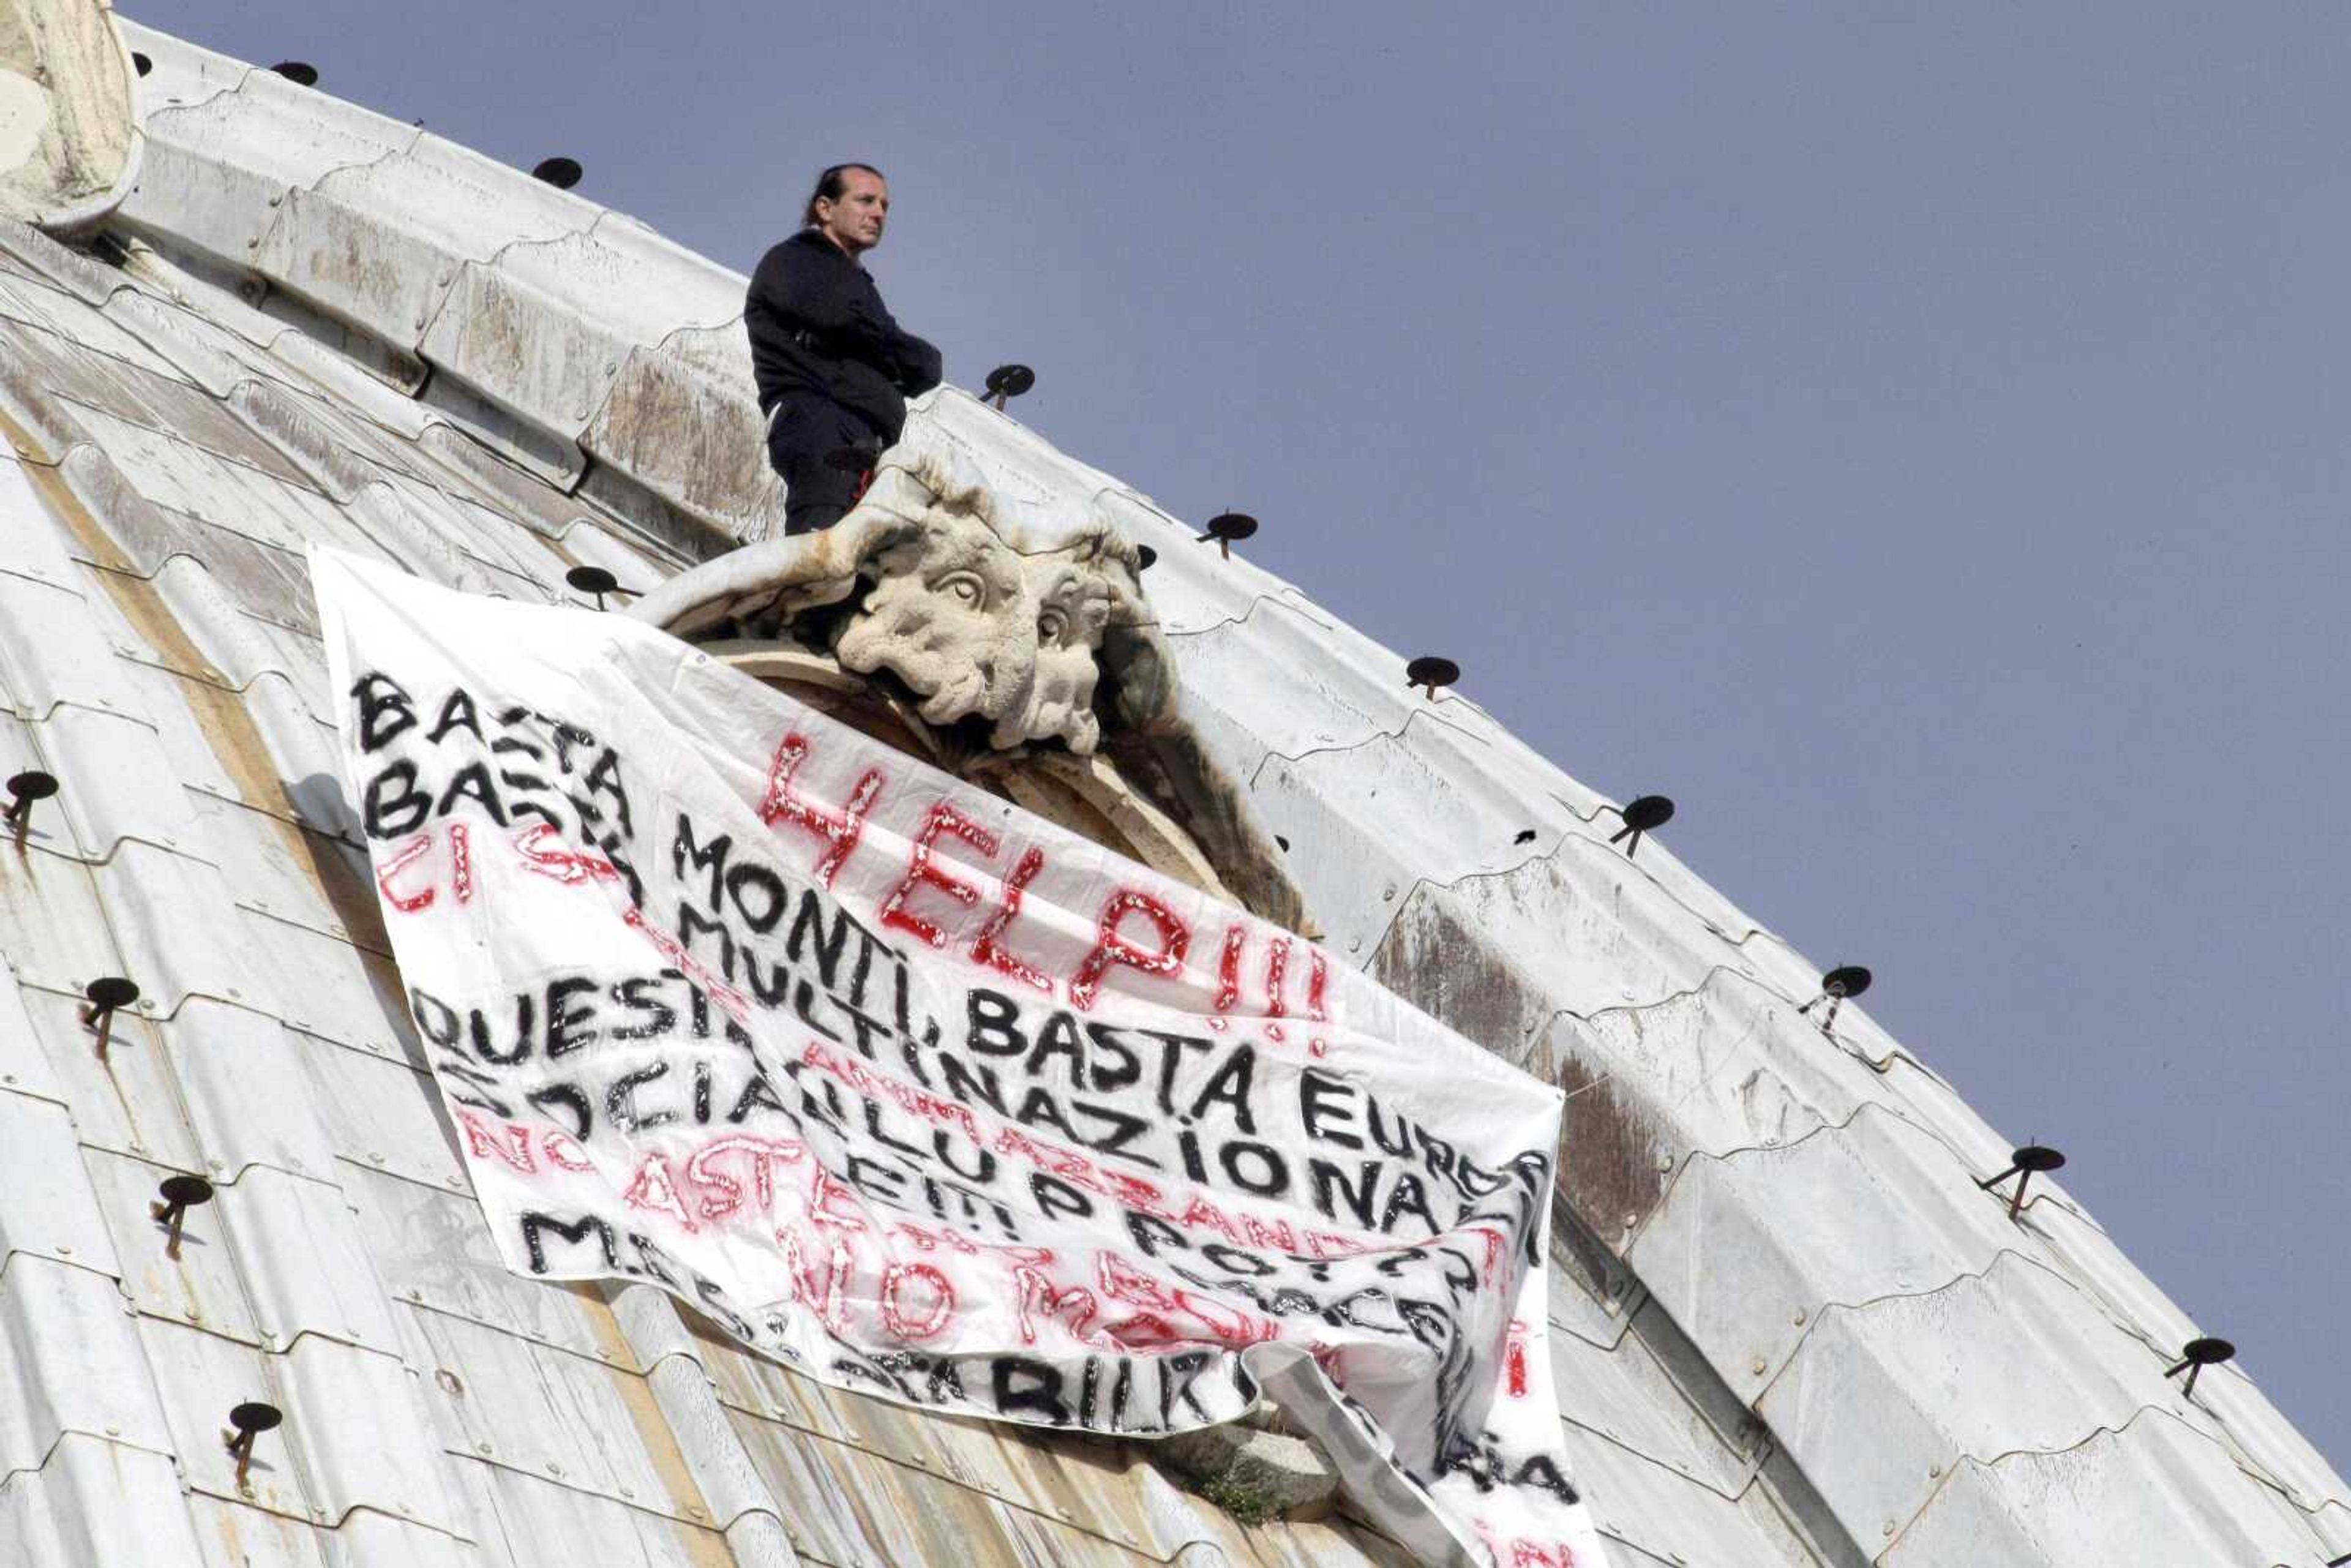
[803,163,886,228]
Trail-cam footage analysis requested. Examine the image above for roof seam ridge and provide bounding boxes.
[451,204,604,282]
[0,1245,129,1293]
[185,779,362,847]
[113,648,317,710]
[50,391,335,497]
[284,128,429,208]
[0,1424,182,1494]
[0,1081,75,1116]
[1162,591,1291,640]
[12,828,220,874]
[1954,1400,2251,1482]
[9,972,280,1031]
[1551,1412,1755,1504]
[1644,1051,2110,1237]
[235,899,392,959]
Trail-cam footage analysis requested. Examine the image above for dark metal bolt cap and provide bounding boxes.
[158,1174,215,1209]
[1201,512,1258,542]
[228,1400,283,1435]
[1405,656,1461,690]
[2011,1144,2067,1175]
[1821,964,1872,999]
[269,62,317,86]
[1620,794,1676,833]
[83,977,140,1011]
[564,565,618,598]
[984,364,1035,399]
[132,52,152,76]
[1135,544,1157,571]
[2178,1337,2235,1367]
[531,157,583,190]
[7,770,58,803]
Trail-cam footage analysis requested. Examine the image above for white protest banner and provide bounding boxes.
[315,548,1603,1568]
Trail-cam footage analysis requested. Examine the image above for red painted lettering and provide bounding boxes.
[969,846,1052,994]
[880,1262,956,1341]
[376,831,437,913]
[759,732,883,887]
[1068,889,1190,1010]
[621,1151,696,1231]
[879,801,996,949]
[449,822,474,904]
[512,821,619,885]
[457,1111,534,1172]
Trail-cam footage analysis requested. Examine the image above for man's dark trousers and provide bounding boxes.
[767,397,880,536]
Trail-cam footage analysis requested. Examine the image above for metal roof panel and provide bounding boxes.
[0,1094,122,1275]
[0,1253,174,1473]
[15,984,204,1168]
[160,1002,342,1184]
[1880,1411,2327,1568]
[0,1432,209,1568]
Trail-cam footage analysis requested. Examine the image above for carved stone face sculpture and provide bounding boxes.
[833,501,1119,751]
[628,429,1303,934]
[628,445,1166,756]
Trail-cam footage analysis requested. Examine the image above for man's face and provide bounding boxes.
[817,169,889,256]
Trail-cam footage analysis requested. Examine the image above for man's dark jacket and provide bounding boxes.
[745,229,941,444]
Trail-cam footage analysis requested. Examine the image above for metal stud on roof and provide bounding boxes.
[4,769,56,849]
[225,1400,282,1484]
[1608,793,1674,858]
[984,364,1035,410]
[2165,1337,2236,1398]
[269,61,317,86]
[1199,511,1256,560]
[1406,656,1459,699]
[1796,964,1871,1033]
[81,977,140,1058]
[1977,1143,2066,1220]
[531,157,583,189]
[151,1173,214,1259]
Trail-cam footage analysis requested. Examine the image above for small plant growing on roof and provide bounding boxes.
[1195,1472,1281,1526]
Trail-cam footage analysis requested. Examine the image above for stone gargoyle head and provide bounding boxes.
[627,438,1307,933]
[629,446,1174,756]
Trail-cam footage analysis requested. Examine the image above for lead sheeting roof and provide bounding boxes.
[0,17,2339,1568]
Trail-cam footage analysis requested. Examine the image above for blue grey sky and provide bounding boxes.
[142,2,2349,1467]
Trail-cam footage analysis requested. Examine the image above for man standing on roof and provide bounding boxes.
[746,163,943,536]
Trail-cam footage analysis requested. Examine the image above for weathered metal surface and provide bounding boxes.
[0,1092,121,1274]
[13,983,203,1168]
[162,1003,342,1182]
[1548,1300,1757,1499]
[0,1251,174,1469]
[1630,1108,2027,1401]
[1759,1249,2186,1547]
[443,1454,751,1568]
[0,1433,209,1567]
[138,1314,462,1533]
[120,48,419,280]
[582,320,782,536]
[252,131,587,358]
[1553,1427,1816,1567]
[0,21,2338,1568]
[1878,1411,2327,1567]
[0,267,181,376]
